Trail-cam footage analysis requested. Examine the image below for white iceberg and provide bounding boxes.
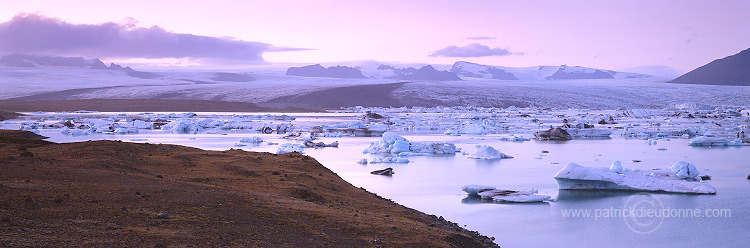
[276,143,306,154]
[609,161,624,173]
[499,135,530,142]
[494,194,552,203]
[369,157,410,164]
[475,189,551,203]
[467,145,513,159]
[689,136,743,147]
[554,162,717,194]
[363,132,458,156]
[162,120,203,134]
[668,161,699,179]
[240,137,264,144]
[564,128,612,139]
[129,120,152,129]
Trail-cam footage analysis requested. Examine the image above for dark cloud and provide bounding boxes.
[0,13,302,62]
[429,43,516,58]
[466,37,496,40]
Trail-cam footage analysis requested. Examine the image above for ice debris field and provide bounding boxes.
[4,104,748,195]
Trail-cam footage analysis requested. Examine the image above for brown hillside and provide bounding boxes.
[0,130,498,247]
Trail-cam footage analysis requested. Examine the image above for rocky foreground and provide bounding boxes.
[0,130,498,247]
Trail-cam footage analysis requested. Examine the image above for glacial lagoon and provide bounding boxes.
[3,108,749,248]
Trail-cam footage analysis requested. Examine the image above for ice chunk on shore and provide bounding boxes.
[554,162,716,194]
[689,136,743,147]
[468,145,513,159]
[363,132,458,156]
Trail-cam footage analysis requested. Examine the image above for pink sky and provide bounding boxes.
[1,0,749,74]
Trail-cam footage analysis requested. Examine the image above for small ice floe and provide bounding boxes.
[563,127,612,139]
[130,138,149,142]
[370,167,394,176]
[363,132,459,156]
[462,185,551,203]
[444,129,461,136]
[467,145,513,159]
[276,143,306,154]
[369,157,410,164]
[499,135,530,142]
[303,140,339,148]
[240,137,264,144]
[356,158,368,164]
[657,147,667,151]
[161,120,204,134]
[689,136,743,147]
[554,161,717,194]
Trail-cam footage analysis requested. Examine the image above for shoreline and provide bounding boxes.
[0,130,499,247]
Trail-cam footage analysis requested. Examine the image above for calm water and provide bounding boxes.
[4,113,749,248]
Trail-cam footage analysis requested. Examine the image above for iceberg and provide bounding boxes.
[564,128,612,139]
[499,135,530,142]
[534,127,572,140]
[554,162,717,194]
[463,185,551,203]
[689,136,743,147]
[240,137,264,144]
[475,189,551,203]
[609,161,624,174]
[276,143,306,154]
[461,185,497,195]
[668,161,699,179]
[467,145,513,159]
[369,157,410,164]
[363,132,459,156]
[370,167,395,176]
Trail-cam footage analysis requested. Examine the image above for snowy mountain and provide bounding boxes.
[380,65,461,81]
[0,54,161,79]
[286,63,461,81]
[286,64,367,79]
[0,54,93,68]
[449,61,651,81]
[4,54,750,110]
[670,47,750,86]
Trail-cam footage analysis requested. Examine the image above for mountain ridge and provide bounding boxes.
[669,47,750,86]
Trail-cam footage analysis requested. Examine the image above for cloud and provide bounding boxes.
[466,37,496,40]
[429,43,516,58]
[0,13,302,63]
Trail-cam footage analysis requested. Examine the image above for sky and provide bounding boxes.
[1,0,749,75]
